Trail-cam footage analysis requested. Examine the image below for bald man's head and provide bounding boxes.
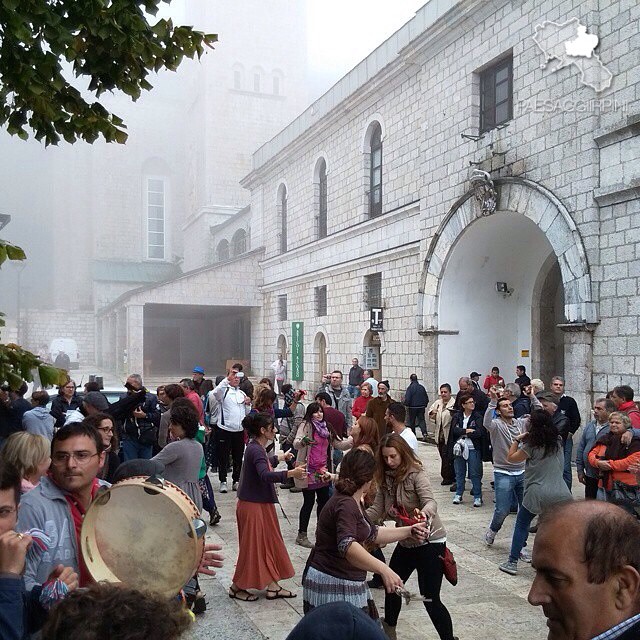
[529,500,640,640]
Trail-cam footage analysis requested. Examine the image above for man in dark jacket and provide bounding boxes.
[403,374,429,440]
[454,377,488,414]
[119,374,160,461]
[0,382,31,445]
[347,358,365,398]
[549,377,581,490]
[514,365,531,390]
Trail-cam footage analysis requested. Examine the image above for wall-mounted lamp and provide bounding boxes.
[496,282,514,297]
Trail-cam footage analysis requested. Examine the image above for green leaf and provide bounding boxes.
[5,243,26,260]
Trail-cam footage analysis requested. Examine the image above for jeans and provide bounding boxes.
[508,504,536,563]
[489,471,524,533]
[122,438,153,461]
[347,385,360,398]
[453,449,483,498]
[384,543,455,639]
[408,408,427,438]
[563,436,573,490]
[332,448,343,471]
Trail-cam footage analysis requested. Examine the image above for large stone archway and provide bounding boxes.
[417,177,598,413]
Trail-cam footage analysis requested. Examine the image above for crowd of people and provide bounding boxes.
[2,359,640,639]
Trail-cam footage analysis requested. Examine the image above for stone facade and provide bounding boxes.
[235,0,639,415]
[20,309,95,367]
[0,0,309,362]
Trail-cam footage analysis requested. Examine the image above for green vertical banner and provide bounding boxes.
[291,321,304,381]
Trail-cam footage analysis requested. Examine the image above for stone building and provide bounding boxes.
[202,0,635,414]
[0,0,309,374]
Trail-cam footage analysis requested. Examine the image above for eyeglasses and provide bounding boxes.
[96,427,114,434]
[63,385,75,390]
[0,506,17,519]
[52,451,99,465]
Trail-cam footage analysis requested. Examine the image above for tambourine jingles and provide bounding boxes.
[81,476,207,597]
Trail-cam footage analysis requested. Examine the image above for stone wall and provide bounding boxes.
[20,309,96,366]
[242,0,639,400]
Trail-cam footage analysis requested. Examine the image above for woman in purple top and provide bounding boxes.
[229,412,306,602]
[293,402,352,549]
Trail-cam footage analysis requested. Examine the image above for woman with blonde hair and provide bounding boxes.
[0,431,51,493]
[367,433,455,640]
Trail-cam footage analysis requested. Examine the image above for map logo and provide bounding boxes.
[533,18,613,92]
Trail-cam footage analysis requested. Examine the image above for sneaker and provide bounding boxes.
[449,484,457,492]
[519,549,532,563]
[232,481,239,491]
[484,528,496,546]
[452,495,462,505]
[295,533,315,549]
[220,482,228,493]
[499,560,518,575]
[209,509,221,526]
[473,498,482,508]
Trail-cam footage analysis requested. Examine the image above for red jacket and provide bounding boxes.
[351,395,371,419]
[483,374,505,391]
[619,401,640,428]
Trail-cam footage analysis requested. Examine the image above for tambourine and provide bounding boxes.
[81,476,207,597]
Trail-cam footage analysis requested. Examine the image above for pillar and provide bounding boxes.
[126,304,145,376]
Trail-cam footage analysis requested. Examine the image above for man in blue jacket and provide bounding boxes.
[0,462,78,640]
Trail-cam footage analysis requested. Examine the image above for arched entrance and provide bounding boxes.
[313,331,328,386]
[437,211,562,385]
[276,334,288,360]
[417,177,597,413]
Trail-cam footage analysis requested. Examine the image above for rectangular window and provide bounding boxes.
[147,178,165,260]
[479,55,513,133]
[364,272,382,308]
[277,295,287,321]
[318,166,327,239]
[315,285,327,317]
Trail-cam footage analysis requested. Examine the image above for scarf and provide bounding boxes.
[596,431,640,461]
[312,418,329,440]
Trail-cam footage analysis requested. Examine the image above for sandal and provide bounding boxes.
[228,586,258,602]
[266,586,297,600]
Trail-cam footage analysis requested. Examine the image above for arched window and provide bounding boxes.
[272,69,284,96]
[277,184,287,254]
[252,66,264,93]
[217,239,230,262]
[368,122,382,217]
[314,158,328,239]
[232,228,247,256]
[232,63,244,90]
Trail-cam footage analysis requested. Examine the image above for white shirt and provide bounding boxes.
[399,427,419,452]
[213,379,249,432]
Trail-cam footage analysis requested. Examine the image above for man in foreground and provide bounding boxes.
[529,500,640,640]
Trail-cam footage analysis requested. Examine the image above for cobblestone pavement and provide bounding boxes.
[186,439,579,640]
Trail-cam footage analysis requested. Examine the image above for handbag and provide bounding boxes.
[439,546,458,586]
[610,479,640,517]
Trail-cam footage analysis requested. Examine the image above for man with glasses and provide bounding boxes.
[18,421,109,591]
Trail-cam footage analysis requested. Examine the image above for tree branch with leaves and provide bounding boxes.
[0,0,217,145]
[0,239,67,388]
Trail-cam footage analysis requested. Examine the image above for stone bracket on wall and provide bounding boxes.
[418,329,459,336]
[417,177,599,333]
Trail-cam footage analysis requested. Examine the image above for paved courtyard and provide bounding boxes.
[187,440,569,640]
